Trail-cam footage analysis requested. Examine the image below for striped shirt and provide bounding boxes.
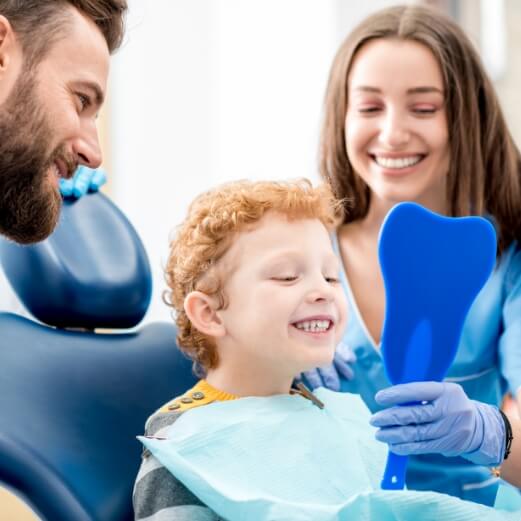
[133,381,237,521]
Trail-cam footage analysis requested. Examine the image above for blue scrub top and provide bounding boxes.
[332,232,521,506]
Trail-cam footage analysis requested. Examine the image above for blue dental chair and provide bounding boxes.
[0,193,196,521]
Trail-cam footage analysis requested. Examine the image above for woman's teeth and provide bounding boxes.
[374,155,423,169]
[294,320,331,332]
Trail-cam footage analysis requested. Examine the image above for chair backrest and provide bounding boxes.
[0,194,196,521]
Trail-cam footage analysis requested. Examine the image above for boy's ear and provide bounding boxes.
[184,291,226,339]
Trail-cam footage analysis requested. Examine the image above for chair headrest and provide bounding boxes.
[0,192,152,329]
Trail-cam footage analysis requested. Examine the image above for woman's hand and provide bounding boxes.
[299,342,356,391]
[370,381,506,466]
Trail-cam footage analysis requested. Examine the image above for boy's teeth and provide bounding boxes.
[294,319,331,332]
[374,155,422,169]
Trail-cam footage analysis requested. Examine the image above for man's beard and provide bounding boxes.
[0,71,76,244]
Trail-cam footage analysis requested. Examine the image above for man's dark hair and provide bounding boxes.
[0,0,127,66]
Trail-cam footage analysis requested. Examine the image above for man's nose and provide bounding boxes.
[72,119,102,169]
[378,109,410,148]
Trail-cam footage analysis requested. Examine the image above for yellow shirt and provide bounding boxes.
[158,379,323,415]
[158,379,238,414]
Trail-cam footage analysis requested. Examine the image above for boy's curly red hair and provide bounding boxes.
[164,179,342,374]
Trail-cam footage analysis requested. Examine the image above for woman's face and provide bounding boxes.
[345,38,450,213]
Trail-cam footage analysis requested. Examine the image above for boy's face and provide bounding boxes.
[216,212,348,380]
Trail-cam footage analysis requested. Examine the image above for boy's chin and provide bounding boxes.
[299,353,335,374]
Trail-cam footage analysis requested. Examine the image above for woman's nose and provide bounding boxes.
[378,109,410,148]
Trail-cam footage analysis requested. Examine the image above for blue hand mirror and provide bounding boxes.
[378,202,496,490]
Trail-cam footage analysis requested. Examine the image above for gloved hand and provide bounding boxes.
[59,166,107,199]
[370,381,506,466]
[300,342,356,391]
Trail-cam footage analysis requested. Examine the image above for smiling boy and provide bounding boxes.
[133,179,348,521]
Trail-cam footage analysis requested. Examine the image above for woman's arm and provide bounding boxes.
[500,416,521,487]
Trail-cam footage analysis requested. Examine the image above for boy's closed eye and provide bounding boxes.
[324,275,340,284]
[271,275,299,282]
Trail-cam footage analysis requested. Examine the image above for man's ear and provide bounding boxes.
[184,291,226,339]
[0,16,16,72]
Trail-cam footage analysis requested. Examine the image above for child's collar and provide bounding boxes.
[159,380,325,417]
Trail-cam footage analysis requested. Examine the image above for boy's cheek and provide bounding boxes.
[337,296,349,337]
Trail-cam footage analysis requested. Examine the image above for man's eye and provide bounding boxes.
[77,93,91,111]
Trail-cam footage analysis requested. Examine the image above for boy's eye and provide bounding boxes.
[325,276,340,284]
[272,276,298,282]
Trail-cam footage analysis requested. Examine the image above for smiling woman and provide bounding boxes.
[345,38,449,214]
[308,2,521,507]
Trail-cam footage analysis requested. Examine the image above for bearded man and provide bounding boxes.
[0,0,127,244]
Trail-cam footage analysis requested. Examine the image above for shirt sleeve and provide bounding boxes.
[499,244,521,395]
[133,411,223,521]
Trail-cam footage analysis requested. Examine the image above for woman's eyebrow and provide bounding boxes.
[407,86,444,95]
[351,85,443,95]
[352,85,381,93]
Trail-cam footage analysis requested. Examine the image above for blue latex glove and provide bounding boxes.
[300,342,356,391]
[59,166,107,198]
[370,381,506,466]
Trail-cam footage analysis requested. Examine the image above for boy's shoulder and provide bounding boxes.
[158,385,215,414]
[145,381,216,436]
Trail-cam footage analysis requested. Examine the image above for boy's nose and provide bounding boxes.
[306,280,335,303]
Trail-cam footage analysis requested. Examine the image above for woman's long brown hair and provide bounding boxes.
[320,4,521,255]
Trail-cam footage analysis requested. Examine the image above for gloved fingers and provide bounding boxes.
[374,420,447,445]
[384,441,430,456]
[333,358,354,381]
[374,381,444,407]
[71,166,95,198]
[59,177,74,197]
[317,365,341,391]
[370,401,442,428]
[300,369,324,391]
[332,342,356,381]
[388,433,467,457]
[335,342,356,364]
[89,168,107,192]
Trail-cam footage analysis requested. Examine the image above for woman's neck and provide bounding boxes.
[362,191,450,235]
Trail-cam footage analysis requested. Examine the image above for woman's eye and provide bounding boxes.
[357,106,381,114]
[412,106,437,115]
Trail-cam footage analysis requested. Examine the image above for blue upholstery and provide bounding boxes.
[0,194,152,329]
[0,193,196,521]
